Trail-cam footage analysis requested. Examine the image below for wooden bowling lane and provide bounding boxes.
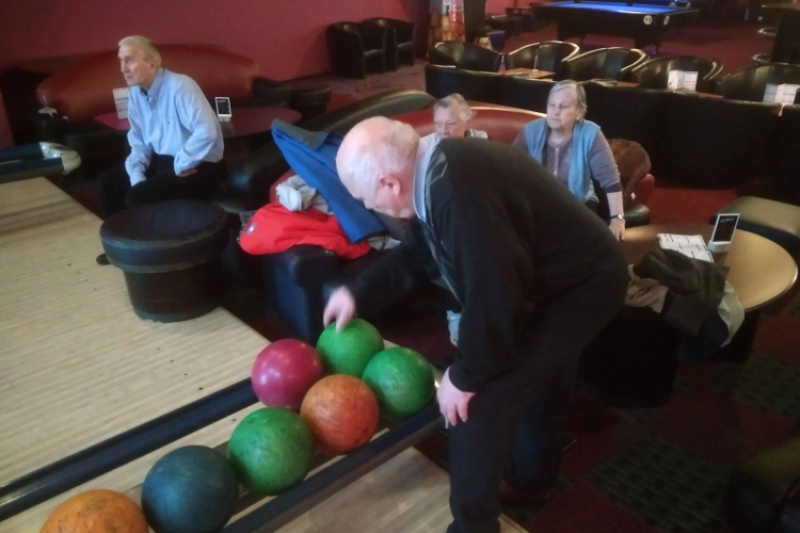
[8,409,525,533]
[2,404,262,532]
[0,178,267,484]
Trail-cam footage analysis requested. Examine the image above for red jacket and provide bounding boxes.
[239,203,371,259]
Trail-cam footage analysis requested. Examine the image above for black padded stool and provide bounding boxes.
[289,81,332,122]
[716,196,800,261]
[100,200,228,322]
[488,15,524,37]
[724,437,800,533]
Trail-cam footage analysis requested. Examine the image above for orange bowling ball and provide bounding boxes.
[40,489,148,533]
[300,374,380,455]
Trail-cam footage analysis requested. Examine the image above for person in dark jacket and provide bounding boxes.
[324,117,628,533]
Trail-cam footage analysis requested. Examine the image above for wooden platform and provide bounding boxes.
[272,448,527,533]
[0,178,267,483]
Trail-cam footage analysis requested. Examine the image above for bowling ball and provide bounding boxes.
[141,445,240,533]
[228,408,315,495]
[40,489,148,533]
[362,347,435,420]
[251,339,324,410]
[300,374,379,455]
[316,318,384,377]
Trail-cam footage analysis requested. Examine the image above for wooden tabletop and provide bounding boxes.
[503,68,555,79]
[95,106,302,139]
[622,223,797,311]
[0,178,267,484]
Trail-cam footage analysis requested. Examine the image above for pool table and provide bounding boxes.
[532,0,700,50]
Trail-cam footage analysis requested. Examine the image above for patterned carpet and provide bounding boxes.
[411,283,800,533]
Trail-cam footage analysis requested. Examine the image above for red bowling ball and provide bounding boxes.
[251,339,325,410]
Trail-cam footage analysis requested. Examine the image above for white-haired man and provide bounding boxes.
[323,117,628,533]
[420,93,488,154]
[97,36,224,262]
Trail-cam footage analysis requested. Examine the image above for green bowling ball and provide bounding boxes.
[227,408,314,495]
[362,346,435,420]
[316,318,384,377]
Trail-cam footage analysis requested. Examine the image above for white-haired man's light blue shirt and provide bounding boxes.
[125,68,224,185]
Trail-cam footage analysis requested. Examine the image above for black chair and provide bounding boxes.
[662,93,782,188]
[424,64,504,102]
[505,41,581,74]
[774,104,800,204]
[327,22,389,79]
[429,41,504,72]
[714,63,800,103]
[498,76,556,112]
[630,55,724,93]
[364,18,416,70]
[560,47,649,81]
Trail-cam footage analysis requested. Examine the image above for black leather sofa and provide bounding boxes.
[218,89,435,287]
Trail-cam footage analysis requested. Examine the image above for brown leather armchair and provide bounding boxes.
[505,41,580,74]
[327,22,389,79]
[559,47,648,82]
[630,55,724,93]
[429,42,503,72]
[364,18,416,70]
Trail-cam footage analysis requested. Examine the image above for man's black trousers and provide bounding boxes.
[97,155,226,217]
[446,279,627,533]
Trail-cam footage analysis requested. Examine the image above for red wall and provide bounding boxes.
[486,0,513,13]
[0,0,418,146]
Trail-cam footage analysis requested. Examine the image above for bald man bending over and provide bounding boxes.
[323,117,628,533]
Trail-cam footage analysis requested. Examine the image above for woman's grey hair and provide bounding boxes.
[548,80,588,116]
[338,117,420,190]
[118,36,162,67]
[434,93,475,122]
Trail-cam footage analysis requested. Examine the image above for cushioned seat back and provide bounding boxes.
[36,45,260,123]
[663,93,781,188]
[562,47,647,81]
[431,42,502,72]
[365,17,415,45]
[506,41,580,72]
[425,65,503,102]
[583,83,671,173]
[537,41,581,73]
[499,76,556,113]
[268,106,544,200]
[715,64,800,102]
[228,89,434,203]
[631,56,723,93]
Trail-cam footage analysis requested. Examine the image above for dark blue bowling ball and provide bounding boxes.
[142,445,240,533]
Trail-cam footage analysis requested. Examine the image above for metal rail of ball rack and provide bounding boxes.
[0,362,447,531]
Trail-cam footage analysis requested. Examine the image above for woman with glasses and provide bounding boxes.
[513,80,625,241]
